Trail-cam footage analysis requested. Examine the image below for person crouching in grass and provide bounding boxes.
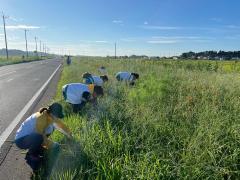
[82,72,108,87]
[99,66,107,75]
[115,71,139,86]
[62,83,104,113]
[15,103,72,176]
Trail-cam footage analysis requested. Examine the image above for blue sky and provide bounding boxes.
[0,0,240,56]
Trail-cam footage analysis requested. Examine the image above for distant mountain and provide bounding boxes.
[0,49,46,56]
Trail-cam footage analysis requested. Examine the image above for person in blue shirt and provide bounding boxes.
[82,72,108,86]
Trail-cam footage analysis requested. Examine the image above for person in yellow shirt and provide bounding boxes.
[15,103,71,173]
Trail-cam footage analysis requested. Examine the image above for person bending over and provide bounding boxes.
[82,72,108,87]
[62,83,104,113]
[115,71,139,85]
[15,103,71,173]
[99,66,107,74]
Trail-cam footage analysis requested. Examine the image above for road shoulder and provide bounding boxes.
[0,64,62,180]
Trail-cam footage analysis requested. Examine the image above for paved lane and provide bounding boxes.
[0,59,62,134]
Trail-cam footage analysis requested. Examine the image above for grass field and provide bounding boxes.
[48,57,240,179]
[0,56,51,66]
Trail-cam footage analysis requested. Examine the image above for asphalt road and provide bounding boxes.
[0,59,61,134]
[0,58,62,179]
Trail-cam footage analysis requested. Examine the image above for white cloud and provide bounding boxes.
[226,25,240,29]
[0,34,20,41]
[95,41,108,43]
[147,40,178,44]
[5,25,41,30]
[210,18,222,23]
[112,20,123,24]
[150,36,213,43]
[120,36,211,44]
[224,34,240,40]
[48,43,114,56]
[151,36,201,40]
[9,16,24,22]
[120,38,137,42]
[78,40,109,44]
[141,25,181,30]
[193,40,212,43]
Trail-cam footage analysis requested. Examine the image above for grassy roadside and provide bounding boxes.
[50,57,240,179]
[0,56,53,67]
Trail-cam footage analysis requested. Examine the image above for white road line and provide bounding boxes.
[0,64,61,148]
[0,71,16,78]
[6,78,14,82]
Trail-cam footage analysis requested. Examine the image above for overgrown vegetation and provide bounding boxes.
[49,57,240,179]
[0,56,52,66]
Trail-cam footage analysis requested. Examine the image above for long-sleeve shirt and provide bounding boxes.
[15,111,71,148]
[85,76,104,86]
[84,76,104,86]
[116,72,134,82]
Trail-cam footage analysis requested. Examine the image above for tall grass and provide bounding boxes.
[0,56,51,66]
[50,58,240,179]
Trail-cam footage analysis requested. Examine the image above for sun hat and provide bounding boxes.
[82,72,92,78]
[49,103,64,119]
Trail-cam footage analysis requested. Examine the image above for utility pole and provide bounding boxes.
[24,29,28,58]
[2,13,9,59]
[42,43,45,56]
[115,42,117,59]
[34,36,38,56]
[39,40,42,57]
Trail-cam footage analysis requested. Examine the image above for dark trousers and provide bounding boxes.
[15,133,43,155]
[116,74,121,81]
[72,102,86,113]
[62,85,68,100]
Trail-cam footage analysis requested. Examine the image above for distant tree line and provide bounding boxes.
[107,50,240,60]
[180,51,240,60]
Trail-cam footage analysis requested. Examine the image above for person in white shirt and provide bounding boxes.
[62,83,103,113]
[82,72,108,86]
[98,66,107,74]
[115,72,139,85]
[92,75,108,86]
